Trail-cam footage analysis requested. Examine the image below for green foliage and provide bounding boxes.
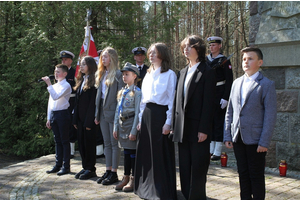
[0,1,249,158]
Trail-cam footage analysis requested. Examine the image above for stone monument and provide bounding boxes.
[250,1,300,170]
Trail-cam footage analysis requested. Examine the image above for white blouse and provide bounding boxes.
[139,67,177,125]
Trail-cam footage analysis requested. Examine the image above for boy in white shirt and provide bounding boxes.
[41,64,72,176]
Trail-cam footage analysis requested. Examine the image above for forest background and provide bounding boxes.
[0,1,249,158]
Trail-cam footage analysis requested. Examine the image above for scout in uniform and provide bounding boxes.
[206,36,233,160]
[113,62,141,192]
[132,47,149,88]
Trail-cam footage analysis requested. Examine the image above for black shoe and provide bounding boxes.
[75,169,85,179]
[57,168,70,176]
[46,166,61,174]
[102,172,118,185]
[79,170,97,180]
[211,155,221,161]
[97,170,111,184]
[70,155,75,159]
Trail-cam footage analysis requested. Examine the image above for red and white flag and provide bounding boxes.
[75,26,99,77]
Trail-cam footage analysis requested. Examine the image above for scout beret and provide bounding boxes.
[121,62,140,77]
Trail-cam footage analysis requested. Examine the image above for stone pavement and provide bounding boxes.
[1,145,300,200]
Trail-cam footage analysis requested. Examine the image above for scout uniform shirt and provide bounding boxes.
[113,84,141,149]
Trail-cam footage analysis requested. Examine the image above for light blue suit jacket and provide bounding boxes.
[223,72,277,148]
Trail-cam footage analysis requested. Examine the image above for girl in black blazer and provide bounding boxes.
[171,35,216,200]
[73,56,98,180]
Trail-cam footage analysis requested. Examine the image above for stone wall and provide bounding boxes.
[250,1,300,170]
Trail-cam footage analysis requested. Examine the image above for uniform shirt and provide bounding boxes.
[47,79,72,120]
[184,62,199,96]
[241,71,259,106]
[136,63,144,71]
[139,67,177,125]
[114,84,142,137]
[101,70,109,99]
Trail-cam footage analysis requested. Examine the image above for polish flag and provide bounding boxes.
[75,26,99,77]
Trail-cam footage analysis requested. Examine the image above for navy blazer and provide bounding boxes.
[223,72,277,148]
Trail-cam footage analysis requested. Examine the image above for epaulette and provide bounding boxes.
[134,86,141,91]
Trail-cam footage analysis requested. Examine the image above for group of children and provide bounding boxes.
[43,39,277,199]
[44,46,142,193]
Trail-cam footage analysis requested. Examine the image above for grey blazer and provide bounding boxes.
[223,72,277,148]
[95,70,125,123]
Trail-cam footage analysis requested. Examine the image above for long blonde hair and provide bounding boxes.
[95,47,119,88]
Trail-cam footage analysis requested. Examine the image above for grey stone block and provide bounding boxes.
[273,113,289,142]
[287,68,300,89]
[249,14,261,44]
[277,142,300,170]
[276,91,298,112]
[261,68,285,89]
[290,114,300,143]
[250,1,258,16]
[266,141,277,168]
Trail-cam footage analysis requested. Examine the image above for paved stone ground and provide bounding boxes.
[0,144,300,200]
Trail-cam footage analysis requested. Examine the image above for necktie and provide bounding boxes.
[118,88,130,115]
[138,66,142,72]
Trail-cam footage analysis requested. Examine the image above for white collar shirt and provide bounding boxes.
[184,62,199,96]
[139,67,177,125]
[80,75,89,93]
[101,70,109,99]
[241,71,259,106]
[47,79,72,120]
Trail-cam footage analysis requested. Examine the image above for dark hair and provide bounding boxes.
[180,35,206,64]
[147,43,171,73]
[55,64,68,73]
[241,47,263,60]
[74,56,97,92]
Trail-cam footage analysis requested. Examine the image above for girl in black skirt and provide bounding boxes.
[135,43,177,200]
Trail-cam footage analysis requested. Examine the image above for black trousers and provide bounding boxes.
[178,139,210,200]
[50,110,70,169]
[68,97,77,143]
[233,134,266,200]
[77,120,96,172]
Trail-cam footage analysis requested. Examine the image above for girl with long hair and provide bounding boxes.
[94,47,125,185]
[73,56,98,180]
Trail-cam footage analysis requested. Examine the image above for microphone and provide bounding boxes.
[38,75,55,83]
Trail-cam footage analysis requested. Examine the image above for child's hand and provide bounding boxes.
[225,141,233,148]
[257,145,268,153]
[46,120,51,129]
[94,118,100,125]
[162,124,170,135]
[113,131,118,140]
[74,125,77,129]
[86,127,91,130]
[137,123,141,131]
[41,76,52,86]
[129,134,136,141]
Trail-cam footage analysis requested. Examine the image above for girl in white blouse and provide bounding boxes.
[134,43,177,200]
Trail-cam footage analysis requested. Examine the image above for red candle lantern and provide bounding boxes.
[279,160,287,177]
[220,152,228,167]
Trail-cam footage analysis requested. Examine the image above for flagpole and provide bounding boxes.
[86,8,92,56]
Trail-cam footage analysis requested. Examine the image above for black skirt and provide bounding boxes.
[134,103,177,200]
